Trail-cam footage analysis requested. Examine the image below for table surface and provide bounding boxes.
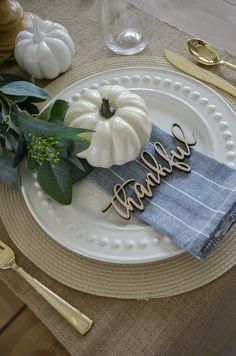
[0,280,68,355]
[133,0,236,54]
[0,281,235,355]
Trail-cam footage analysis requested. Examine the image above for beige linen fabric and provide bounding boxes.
[1,0,236,355]
[1,216,236,356]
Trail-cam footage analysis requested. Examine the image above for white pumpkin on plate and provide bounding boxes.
[64,85,152,168]
[14,17,75,79]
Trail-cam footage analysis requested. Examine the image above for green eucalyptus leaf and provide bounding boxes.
[49,100,69,122]
[0,81,50,101]
[37,103,53,121]
[13,105,92,147]
[68,156,85,171]
[4,132,18,151]
[61,140,89,159]
[0,155,19,190]
[26,96,49,103]
[37,160,72,205]
[13,134,27,168]
[38,99,69,122]
[0,99,9,118]
[8,95,28,103]
[27,153,38,170]
[70,140,91,155]
[68,158,94,184]
[65,140,75,156]
[7,117,21,135]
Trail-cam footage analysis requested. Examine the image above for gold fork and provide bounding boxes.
[0,240,93,335]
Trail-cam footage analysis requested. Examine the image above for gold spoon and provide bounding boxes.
[0,240,93,335]
[187,38,236,71]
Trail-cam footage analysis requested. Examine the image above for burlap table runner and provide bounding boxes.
[1,1,236,355]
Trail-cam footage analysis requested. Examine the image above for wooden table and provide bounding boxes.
[0,280,69,355]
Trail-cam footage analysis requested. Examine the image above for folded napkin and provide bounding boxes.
[88,124,236,259]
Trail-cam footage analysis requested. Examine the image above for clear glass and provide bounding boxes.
[99,0,154,55]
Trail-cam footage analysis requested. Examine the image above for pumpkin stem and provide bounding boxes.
[100,98,116,119]
[33,17,43,43]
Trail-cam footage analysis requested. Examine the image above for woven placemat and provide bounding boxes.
[1,56,236,299]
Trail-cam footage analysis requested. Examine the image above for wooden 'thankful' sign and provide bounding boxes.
[102,123,197,220]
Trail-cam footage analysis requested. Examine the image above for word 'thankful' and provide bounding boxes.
[102,124,197,220]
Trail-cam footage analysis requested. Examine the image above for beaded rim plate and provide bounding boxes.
[21,67,236,264]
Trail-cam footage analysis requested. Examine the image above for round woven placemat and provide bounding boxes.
[1,56,236,299]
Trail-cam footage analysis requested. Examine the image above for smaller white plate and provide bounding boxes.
[21,67,236,264]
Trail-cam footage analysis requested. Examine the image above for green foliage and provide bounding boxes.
[28,136,65,166]
[0,155,19,190]
[0,76,94,204]
[12,104,92,143]
[38,160,72,205]
[13,134,27,168]
[38,99,69,122]
[0,80,51,101]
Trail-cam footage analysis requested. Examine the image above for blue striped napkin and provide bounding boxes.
[88,124,236,259]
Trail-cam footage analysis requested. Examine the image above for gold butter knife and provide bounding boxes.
[164,49,236,98]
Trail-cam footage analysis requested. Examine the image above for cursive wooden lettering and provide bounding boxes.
[102,179,136,219]
[102,124,197,220]
[154,142,191,173]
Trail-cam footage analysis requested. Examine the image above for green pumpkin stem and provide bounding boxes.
[100,98,116,119]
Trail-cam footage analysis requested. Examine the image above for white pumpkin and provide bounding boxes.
[14,18,75,79]
[23,12,42,31]
[64,85,152,168]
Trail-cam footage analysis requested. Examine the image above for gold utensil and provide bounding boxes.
[164,49,236,98]
[187,38,236,71]
[0,240,93,335]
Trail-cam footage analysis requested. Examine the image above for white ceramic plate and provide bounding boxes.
[21,67,236,264]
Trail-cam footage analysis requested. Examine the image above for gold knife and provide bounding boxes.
[164,49,236,98]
